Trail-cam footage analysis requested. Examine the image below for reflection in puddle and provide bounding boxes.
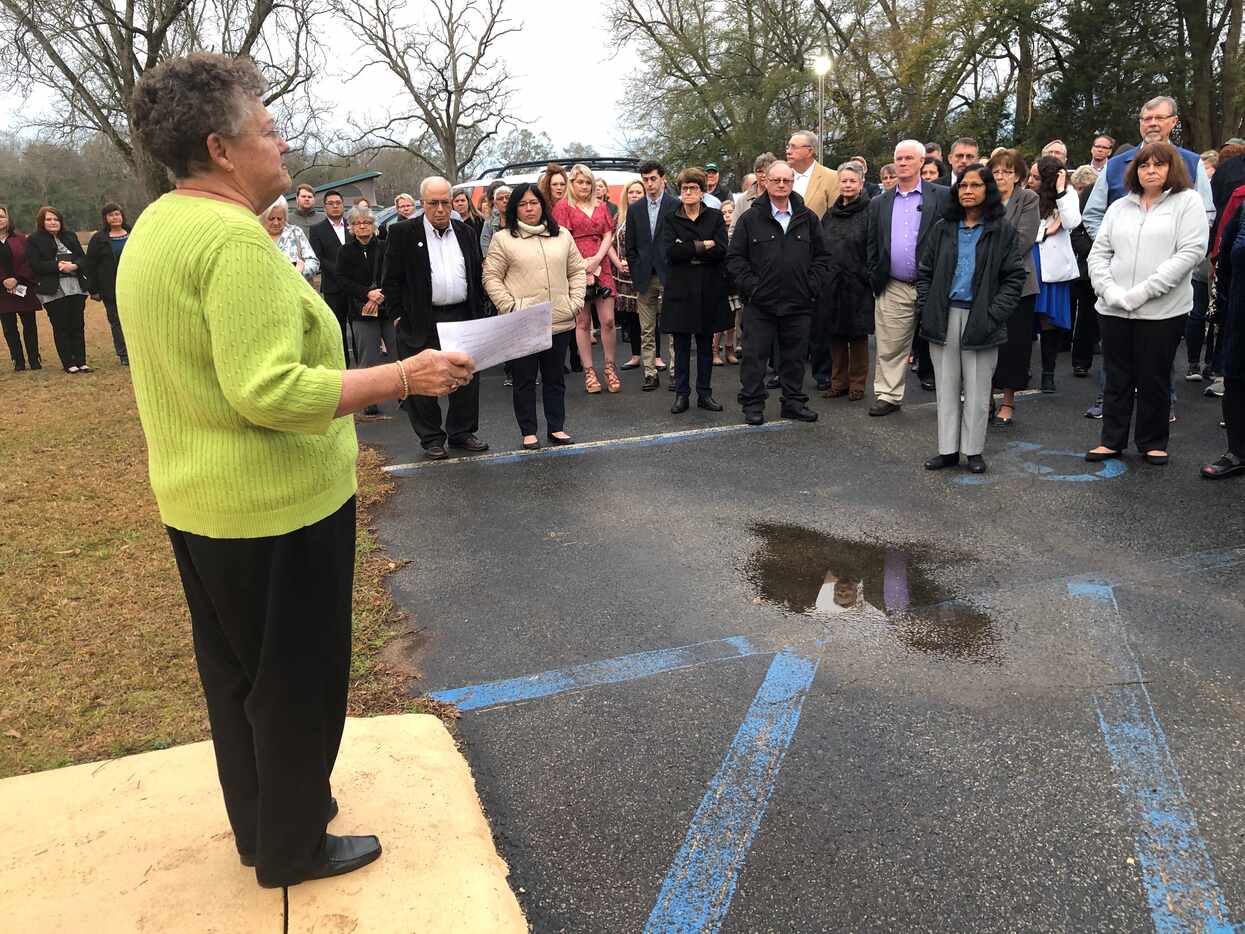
[742,522,1001,663]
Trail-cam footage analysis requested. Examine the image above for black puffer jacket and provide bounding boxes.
[726,191,829,315]
[818,192,873,337]
[917,216,1025,351]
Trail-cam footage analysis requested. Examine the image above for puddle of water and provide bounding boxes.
[742,522,1001,663]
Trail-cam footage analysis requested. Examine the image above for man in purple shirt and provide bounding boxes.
[865,139,951,415]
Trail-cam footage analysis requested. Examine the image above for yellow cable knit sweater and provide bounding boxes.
[116,192,357,539]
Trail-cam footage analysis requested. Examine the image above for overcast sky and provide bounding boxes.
[15,0,637,158]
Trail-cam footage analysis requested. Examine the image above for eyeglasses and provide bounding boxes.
[768,177,794,185]
[680,184,702,192]
[786,143,812,150]
[1141,113,1176,122]
[423,199,452,207]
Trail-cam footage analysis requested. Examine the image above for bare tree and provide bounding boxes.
[0,0,328,202]
[331,0,518,180]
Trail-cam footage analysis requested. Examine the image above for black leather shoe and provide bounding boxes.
[781,405,818,422]
[619,359,641,370]
[1072,366,1089,378]
[449,434,489,452]
[1041,372,1056,393]
[642,375,659,391]
[257,833,382,888]
[924,453,959,470]
[546,432,574,445]
[671,395,689,413]
[966,454,987,474]
[1085,449,1121,462]
[1201,455,1245,479]
[424,444,449,460]
[521,439,540,451]
[743,410,764,426]
[868,401,901,417]
[697,396,724,411]
[241,799,338,866]
[919,377,936,392]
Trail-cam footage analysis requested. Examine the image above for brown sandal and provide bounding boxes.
[584,366,602,394]
[603,362,621,393]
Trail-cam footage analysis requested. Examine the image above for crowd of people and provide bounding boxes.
[53,51,1242,893]
[3,97,1243,480]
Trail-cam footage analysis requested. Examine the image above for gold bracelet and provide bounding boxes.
[395,361,410,400]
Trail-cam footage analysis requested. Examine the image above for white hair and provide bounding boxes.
[1140,95,1178,118]
[791,129,818,148]
[419,176,451,199]
[895,139,925,159]
[264,197,288,217]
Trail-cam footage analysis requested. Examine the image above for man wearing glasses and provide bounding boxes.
[785,130,839,218]
[1082,96,1215,238]
[726,161,830,425]
[382,176,490,459]
[1089,135,1115,172]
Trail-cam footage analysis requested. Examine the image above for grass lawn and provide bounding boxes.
[0,300,438,778]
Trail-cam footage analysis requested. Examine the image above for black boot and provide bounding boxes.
[671,395,690,413]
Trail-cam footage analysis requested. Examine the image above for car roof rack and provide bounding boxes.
[473,156,642,180]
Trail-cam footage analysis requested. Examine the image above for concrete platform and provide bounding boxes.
[0,714,527,933]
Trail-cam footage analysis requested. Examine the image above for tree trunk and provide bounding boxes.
[1177,0,1215,150]
[1224,0,1244,138]
[133,142,174,204]
[1015,21,1035,141]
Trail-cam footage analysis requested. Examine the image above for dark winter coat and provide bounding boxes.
[818,191,874,337]
[657,205,732,335]
[337,234,391,320]
[726,190,830,316]
[85,228,130,301]
[1214,204,1245,381]
[917,215,1026,351]
[381,216,486,349]
[26,228,88,296]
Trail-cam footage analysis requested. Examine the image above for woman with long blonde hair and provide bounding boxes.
[552,163,624,392]
[614,179,646,370]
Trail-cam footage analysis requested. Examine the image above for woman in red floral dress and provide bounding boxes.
[553,164,623,393]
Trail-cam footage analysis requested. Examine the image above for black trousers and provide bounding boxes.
[166,497,355,887]
[1224,379,1245,458]
[810,309,833,386]
[512,330,573,435]
[45,293,87,369]
[322,291,351,365]
[398,301,481,449]
[102,295,128,362]
[739,306,811,411]
[1099,313,1186,453]
[1185,280,1213,368]
[673,332,714,397]
[913,335,934,380]
[1,310,39,367]
[1071,282,1100,370]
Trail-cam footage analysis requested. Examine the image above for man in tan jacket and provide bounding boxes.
[785,130,840,218]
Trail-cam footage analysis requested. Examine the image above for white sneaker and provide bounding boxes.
[67,366,79,373]
[1204,378,1225,398]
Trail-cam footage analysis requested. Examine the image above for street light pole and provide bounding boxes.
[812,54,832,164]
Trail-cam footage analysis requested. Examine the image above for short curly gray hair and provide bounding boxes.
[131,52,267,180]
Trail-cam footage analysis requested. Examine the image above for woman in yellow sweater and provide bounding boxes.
[118,53,474,889]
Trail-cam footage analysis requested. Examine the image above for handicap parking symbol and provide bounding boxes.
[957,441,1128,486]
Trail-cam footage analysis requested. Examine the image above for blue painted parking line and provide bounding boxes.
[429,635,768,712]
[384,422,795,475]
[1070,581,1235,933]
[643,646,822,934]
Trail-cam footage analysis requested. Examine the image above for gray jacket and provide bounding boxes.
[1088,188,1208,320]
[1003,187,1040,298]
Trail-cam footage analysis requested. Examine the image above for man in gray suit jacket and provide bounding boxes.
[865,139,950,416]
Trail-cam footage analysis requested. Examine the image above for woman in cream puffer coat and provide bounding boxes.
[483,182,588,449]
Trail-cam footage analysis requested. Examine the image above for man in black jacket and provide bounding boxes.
[308,189,352,363]
[381,177,489,459]
[865,139,950,415]
[726,161,830,424]
[625,161,681,390]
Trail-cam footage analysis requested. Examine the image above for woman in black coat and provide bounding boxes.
[1203,204,1245,478]
[658,166,731,413]
[85,202,131,364]
[918,165,1025,474]
[818,163,873,401]
[336,207,392,415]
[27,206,91,372]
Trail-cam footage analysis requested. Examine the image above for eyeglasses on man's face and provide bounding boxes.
[423,199,452,208]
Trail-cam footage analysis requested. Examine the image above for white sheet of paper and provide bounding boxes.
[436,302,553,373]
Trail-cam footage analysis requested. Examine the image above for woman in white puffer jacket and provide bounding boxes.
[1087,142,1209,466]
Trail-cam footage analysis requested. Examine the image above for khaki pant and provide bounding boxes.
[637,279,663,378]
[873,279,919,404]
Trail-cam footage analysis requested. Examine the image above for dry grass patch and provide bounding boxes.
[0,302,440,778]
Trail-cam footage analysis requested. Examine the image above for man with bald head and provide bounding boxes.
[727,160,830,424]
[865,139,950,415]
[382,176,489,459]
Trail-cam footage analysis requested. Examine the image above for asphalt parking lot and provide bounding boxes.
[357,345,1245,933]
